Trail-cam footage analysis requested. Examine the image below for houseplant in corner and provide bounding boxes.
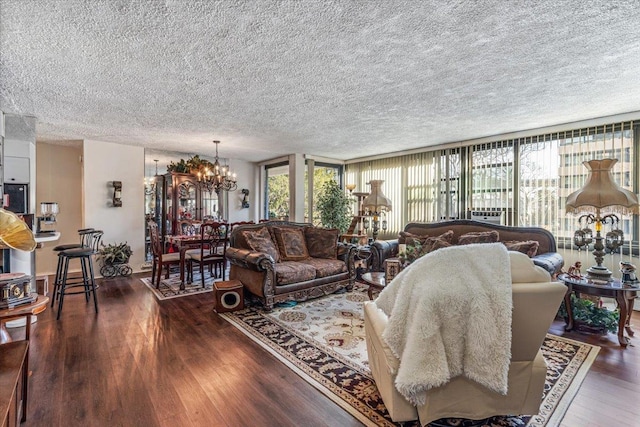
[316,180,352,234]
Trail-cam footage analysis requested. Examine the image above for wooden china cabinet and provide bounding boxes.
[150,172,219,248]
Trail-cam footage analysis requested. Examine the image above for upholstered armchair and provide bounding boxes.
[364,251,566,424]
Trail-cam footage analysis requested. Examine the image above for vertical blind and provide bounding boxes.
[346,120,638,247]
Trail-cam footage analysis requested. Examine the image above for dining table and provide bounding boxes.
[167,231,228,290]
[166,235,205,289]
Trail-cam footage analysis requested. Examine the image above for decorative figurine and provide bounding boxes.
[567,261,582,279]
[620,261,638,285]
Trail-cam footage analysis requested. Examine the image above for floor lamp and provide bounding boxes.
[565,158,639,280]
[362,180,392,241]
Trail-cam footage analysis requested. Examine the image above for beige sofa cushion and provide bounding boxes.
[509,251,550,283]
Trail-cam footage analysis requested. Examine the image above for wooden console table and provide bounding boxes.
[558,274,637,347]
[0,341,29,426]
[0,295,49,423]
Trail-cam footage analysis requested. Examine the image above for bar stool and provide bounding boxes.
[51,230,103,319]
[52,228,95,252]
[52,228,96,287]
[52,230,102,294]
[51,247,98,319]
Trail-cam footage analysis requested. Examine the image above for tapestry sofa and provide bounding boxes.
[364,251,567,424]
[226,221,356,310]
[370,219,564,275]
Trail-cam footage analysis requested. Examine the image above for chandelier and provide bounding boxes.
[197,140,238,194]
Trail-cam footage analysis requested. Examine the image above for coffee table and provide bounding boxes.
[361,272,386,300]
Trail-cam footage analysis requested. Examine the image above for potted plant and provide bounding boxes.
[166,158,190,173]
[558,294,619,334]
[186,155,215,175]
[167,155,216,175]
[98,242,133,265]
[316,180,352,233]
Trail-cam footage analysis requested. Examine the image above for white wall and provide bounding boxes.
[35,142,83,275]
[226,158,258,223]
[3,114,36,214]
[83,140,145,272]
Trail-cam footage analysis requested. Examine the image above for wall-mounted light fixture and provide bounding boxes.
[241,189,250,208]
[112,181,122,207]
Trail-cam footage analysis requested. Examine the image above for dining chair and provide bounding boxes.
[177,220,203,259]
[148,222,184,288]
[177,220,197,236]
[188,222,229,288]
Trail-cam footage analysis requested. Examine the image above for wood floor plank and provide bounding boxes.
[14,274,640,426]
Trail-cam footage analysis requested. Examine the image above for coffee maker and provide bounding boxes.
[36,202,59,234]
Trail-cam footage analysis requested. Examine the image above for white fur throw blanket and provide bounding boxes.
[375,243,512,406]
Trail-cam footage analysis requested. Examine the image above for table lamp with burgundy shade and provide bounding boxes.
[565,158,639,280]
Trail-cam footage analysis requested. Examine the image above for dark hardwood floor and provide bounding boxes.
[8,273,640,427]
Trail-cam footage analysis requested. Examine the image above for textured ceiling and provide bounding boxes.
[2,0,640,163]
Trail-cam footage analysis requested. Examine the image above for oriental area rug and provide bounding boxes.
[140,272,216,300]
[220,285,600,427]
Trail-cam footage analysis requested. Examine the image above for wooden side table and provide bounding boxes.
[0,295,50,423]
[558,274,637,347]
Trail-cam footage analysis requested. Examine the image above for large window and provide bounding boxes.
[265,162,289,220]
[346,120,638,244]
[469,141,514,224]
[305,162,342,225]
[346,150,462,239]
[264,160,343,224]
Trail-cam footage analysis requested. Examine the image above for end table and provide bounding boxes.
[558,274,636,347]
[361,272,386,300]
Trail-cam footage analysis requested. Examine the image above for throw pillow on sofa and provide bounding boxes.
[401,229,455,248]
[399,230,431,247]
[272,226,310,261]
[419,230,454,256]
[457,230,500,245]
[503,240,540,257]
[242,226,281,262]
[404,230,454,261]
[305,227,338,259]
